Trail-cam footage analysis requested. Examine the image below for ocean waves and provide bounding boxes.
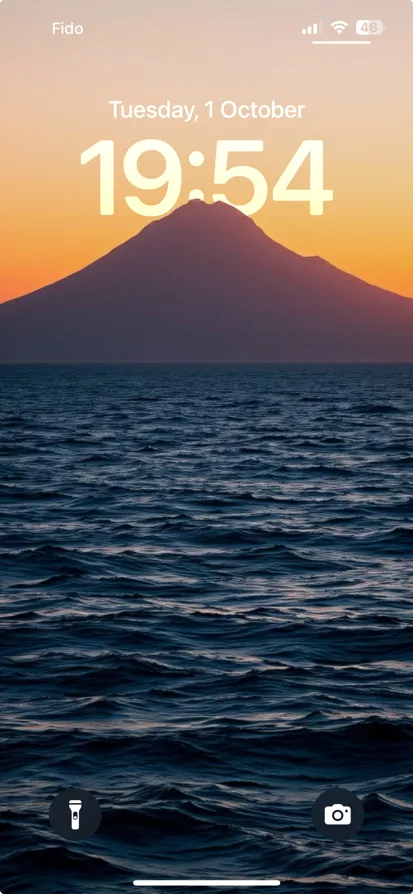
[1,364,413,893]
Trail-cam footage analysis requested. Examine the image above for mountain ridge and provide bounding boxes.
[1,200,412,363]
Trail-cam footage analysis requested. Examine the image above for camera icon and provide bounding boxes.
[324,803,352,825]
[313,788,363,840]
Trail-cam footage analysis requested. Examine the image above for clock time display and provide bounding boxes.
[81,139,333,218]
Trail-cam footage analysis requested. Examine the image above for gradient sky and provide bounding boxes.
[0,0,412,303]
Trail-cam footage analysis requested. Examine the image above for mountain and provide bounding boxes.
[1,200,413,362]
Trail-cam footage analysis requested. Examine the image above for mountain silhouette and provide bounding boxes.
[1,200,413,362]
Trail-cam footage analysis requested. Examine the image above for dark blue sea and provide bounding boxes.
[1,364,412,894]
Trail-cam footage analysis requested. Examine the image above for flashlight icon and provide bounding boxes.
[69,799,82,830]
[50,788,101,840]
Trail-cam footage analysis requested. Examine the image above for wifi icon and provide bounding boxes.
[330,20,349,34]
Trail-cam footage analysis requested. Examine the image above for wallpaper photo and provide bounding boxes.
[0,1,412,892]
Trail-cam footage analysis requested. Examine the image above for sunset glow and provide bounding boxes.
[0,0,411,302]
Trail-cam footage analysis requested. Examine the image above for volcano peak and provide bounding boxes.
[1,203,413,363]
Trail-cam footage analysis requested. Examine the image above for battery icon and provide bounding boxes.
[356,20,385,35]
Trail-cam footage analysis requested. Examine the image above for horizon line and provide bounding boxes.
[1,361,413,367]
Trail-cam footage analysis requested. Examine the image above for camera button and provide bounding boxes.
[312,786,364,840]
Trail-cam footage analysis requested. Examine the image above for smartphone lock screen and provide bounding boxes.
[0,1,412,892]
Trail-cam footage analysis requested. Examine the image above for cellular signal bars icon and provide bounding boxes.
[302,23,318,35]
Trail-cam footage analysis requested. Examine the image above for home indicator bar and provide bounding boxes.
[133,882,281,888]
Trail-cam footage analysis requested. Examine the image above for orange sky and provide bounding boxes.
[0,0,412,303]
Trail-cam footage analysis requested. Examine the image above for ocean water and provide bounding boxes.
[0,364,412,894]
